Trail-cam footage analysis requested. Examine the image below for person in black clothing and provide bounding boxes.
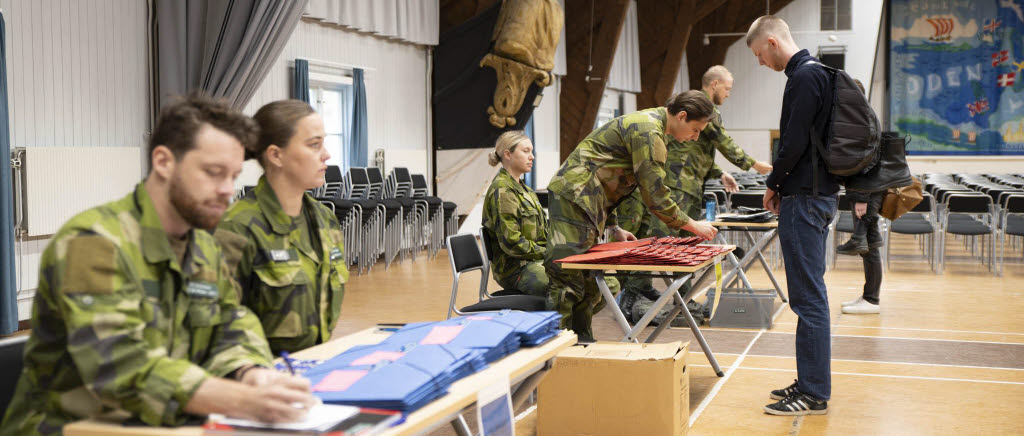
[838,79,883,315]
[746,15,837,416]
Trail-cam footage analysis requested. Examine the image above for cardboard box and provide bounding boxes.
[537,341,690,436]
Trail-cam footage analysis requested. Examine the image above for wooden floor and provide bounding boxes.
[335,234,1024,436]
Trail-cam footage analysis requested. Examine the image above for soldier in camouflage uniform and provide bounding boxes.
[481,131,549,296]
[544,90,721,340]
[2,95,315,435]
[622,66,773,325]
[215,100,348,355]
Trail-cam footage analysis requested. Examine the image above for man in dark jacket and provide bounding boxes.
[746,15,837,416]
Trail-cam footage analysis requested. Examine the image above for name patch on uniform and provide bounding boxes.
[330,247,343,261]
[185,281,218,299]
[269,249,293,262]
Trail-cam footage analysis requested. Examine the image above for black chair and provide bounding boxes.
[728,191,765,210]
[938,194,996,274]
[0,335,28,417]
[999,194,1024,274]
[886,193,938,271]
[478,228,526,298]
[411,174,447,258]
[445,233,546,319]
[534,190,549,209]
[323,165,344,199]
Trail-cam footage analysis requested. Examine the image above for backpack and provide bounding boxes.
[806,61,881,194]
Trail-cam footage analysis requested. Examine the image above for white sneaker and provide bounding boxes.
[841,297,865,307]
[842,299,880,314]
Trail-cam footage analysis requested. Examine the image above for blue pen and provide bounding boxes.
[281,351,296,375]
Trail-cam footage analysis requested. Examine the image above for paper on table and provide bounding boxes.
[350,350,406,366]
[419,325,465,345]
[312,369,368,392]
[208,403,360,432]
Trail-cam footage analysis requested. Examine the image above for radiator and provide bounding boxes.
[13,147,143,237]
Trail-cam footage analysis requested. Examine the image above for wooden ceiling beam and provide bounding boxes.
[636,0,727,110]
[559,0,631,161]
[684,0,797,91]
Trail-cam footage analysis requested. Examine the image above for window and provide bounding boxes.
[309,77,353,172]
[820,0,852,31]
[817,46,846,70]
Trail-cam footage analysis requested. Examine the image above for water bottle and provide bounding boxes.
[705,200,716,222]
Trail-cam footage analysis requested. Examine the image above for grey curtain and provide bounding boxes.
[292,58,310,103]
[0,12,18,334]
[350,68,368,168]
[154,0,309,111]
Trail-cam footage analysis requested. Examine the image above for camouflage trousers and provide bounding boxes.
[495,261,549,298]
[543,195,620,341]
[619,190,701,312]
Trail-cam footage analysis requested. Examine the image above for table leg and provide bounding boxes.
[594,271,637,343]
[743,230,787,302]
[451,414,472,436]
[714,232,754,290]
[643,273,686,343]
[623,274,687,342]
[680,282,724,377]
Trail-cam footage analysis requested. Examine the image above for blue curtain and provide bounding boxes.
[350,68,369,167]
[0,12,18,334]
[292,59,310,103]
[523,116,536,189]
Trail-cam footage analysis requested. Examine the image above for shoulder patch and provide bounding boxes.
[62,235,119,294]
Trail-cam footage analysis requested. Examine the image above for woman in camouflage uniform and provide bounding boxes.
[215,100,348,354]
[481,131,549,297]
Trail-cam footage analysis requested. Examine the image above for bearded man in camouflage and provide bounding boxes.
[544,90,720,340]
[1,95,316,435]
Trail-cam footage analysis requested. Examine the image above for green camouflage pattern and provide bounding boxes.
[667,92,756,198]
[214,176,348,355]
[546,107,691,231]
[617,91,756,322]
[543,194,620,340]
[481,168,549,297]
[1,184,273,435]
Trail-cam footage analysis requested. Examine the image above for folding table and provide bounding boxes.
[560,245,735,377]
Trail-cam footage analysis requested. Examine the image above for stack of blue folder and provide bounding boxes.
[303,310,562,413]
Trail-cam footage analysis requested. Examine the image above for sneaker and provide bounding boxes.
[837,238,868,256]
[764,392,828,416]
[841,297,865,307]
[842,299,880,314]
[769,379,800,400]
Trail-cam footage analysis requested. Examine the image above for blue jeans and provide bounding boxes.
[778,194,837,401]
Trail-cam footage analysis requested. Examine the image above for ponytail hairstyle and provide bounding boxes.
[487,130,529,166]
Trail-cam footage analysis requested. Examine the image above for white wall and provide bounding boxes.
[706,0,883,171]
[2,0,151,320]
[242,18,432,186]
[707,0,1024,174]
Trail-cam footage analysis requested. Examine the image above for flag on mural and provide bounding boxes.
[890,0,1024,154]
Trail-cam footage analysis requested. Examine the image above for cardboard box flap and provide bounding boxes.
[559,341,686,361]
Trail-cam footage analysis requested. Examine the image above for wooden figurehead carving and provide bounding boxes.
[480,0,563,128]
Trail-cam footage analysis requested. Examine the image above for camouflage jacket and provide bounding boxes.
[547,107,690,230]
[666,90,756,198]
[481,168,547,282]
[214,176,348,355]
[1,183,273,435]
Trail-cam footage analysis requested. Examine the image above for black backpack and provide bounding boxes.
[807,61,881,194]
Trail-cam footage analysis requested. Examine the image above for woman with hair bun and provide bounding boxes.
[214,99,347,354]
[481,131,549,297]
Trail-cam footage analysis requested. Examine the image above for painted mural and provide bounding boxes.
[890,0,1024,154]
